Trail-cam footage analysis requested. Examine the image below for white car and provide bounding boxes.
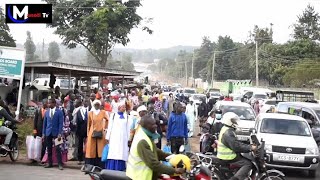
[259,99,280,113]
[190,94,206,106]
[249,92,268,106]
[255,113,319,177]
[215,101,256,142]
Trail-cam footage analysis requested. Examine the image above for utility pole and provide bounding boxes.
[211,52,216,87]
[185,60,188,86]
[42,38,44,61]
[255,39,259,86]
[191,52,194,87]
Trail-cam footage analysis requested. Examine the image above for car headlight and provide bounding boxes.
[265,144,272,153]
[306,147,319,155]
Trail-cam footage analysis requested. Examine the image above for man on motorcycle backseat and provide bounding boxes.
[127,114,185,180]
[217,112,257,180]
[0,104,21,151]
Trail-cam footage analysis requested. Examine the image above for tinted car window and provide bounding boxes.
[221,105,255,121]
[315,110,320,120]
[261,118,311,136]
[265,100,277,105]
[254,94,267,99]
[193,95,205,100]
[184,89,196,94]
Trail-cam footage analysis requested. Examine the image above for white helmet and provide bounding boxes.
[222,112,240,128]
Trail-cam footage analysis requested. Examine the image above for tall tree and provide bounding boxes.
[194,37,214,79]
[293,5,320,41]
[213,36,235,81]
[24,31,36,62]
[0,7,16,47]
[48,41,61,62]
[45,0,152,67]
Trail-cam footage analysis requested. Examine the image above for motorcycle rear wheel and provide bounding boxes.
[211,170,223,180]
[260,172,285,180]
[9,139,19,161]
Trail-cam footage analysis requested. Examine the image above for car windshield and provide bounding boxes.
[184,89,196,94]
[261,118,311,136]
[316,110,320,120]
[210,92,220,96]
[221,105,255,121]
[193,95,205,100]
[264,100,278,105]
[254,94,267,99]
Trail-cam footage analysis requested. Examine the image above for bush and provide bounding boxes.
[17,117,33,150]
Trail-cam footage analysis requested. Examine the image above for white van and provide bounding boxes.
[32,78,75,89]
[255,113,319,177]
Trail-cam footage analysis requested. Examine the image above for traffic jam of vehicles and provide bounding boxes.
[162,80,320,179]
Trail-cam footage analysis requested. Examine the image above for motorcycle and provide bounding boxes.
[81,146,212,180]
[197,129,286,180]
[0,121,19,161]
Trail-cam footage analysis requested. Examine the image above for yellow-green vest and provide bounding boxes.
[217,126,237,160]
[126,128,154,180]
[0,106,4,126]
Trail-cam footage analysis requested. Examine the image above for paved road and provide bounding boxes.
[0,163,87,180]
[284,167,320,180]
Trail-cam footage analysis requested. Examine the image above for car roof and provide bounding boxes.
[257,113,307,122]
[218,101,252,107]
[192,94,205,96]
[278,102,320,109]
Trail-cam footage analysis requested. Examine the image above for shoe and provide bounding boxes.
[197,133,201,136]
[58,165,64,170]
[44,164,53,168]
[0,144,11,151]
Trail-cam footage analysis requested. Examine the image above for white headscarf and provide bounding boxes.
[92,100,101,115]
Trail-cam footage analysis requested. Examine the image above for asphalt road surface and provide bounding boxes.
[0,163,87,180]
[284,166,320,180]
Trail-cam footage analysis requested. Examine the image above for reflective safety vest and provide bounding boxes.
[126,128,153,180]
[0,106,3,126]
[217,126,237,160]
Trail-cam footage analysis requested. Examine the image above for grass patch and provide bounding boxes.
[17,117,33,150]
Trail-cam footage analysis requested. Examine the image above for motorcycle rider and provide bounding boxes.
[127,114,185,180]
[217,112,257,180]
[0,104,21,151]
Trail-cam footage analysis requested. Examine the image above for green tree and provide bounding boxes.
[24,31,36,62]
[213,36,235,81]
[194,37,214,79]
[0,7,16,47]
[121,54,135,71]
[45,0,152,67]
[48,41,61,62]
[283,60,320,87]
[293,5,320,41]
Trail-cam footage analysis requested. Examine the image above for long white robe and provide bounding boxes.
[106,112,132,161]
[186,104,196,137]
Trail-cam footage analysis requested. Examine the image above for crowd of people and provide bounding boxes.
[29,86,210,172]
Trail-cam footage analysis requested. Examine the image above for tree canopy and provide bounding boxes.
[45,0,152,67]
[48,41,61,62]
[0,7,16,47]
[24,31,36,62]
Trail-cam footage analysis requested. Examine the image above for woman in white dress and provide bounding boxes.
[105,101,132,171]
[186,100,196,137]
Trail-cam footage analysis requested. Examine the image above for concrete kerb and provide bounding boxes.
[0,159,82,170]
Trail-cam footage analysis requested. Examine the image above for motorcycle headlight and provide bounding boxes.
[306,147,319,155]
[265,144,272,153]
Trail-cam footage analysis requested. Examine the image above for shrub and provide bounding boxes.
[17,117,33,150]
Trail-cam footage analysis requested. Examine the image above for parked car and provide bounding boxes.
[190,94,206,106]
[182,88,197,98]
[209,91,222,101]
[255,113,319,177]
[214,101,256,142]
[259,99,282,113]
[248,92,268,106]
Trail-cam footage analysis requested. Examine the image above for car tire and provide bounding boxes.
[308,170,316,178]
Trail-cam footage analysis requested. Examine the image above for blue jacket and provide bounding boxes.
[42,108,64,137]
[167,112,188,141]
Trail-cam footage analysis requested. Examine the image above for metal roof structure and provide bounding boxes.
[24,61,141,77]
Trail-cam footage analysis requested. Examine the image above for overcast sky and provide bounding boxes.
[2,0,320,49]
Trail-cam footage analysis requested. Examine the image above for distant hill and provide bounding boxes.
[19,42,198,64]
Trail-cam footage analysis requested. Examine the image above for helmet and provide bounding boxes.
[222,112,240,128]
[169,154,191,175]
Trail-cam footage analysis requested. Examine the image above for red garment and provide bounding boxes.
[63,95,70,108]
[104,103,112,112]
[96,92,102,100]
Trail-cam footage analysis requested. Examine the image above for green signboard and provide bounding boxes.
[0,58,22,78]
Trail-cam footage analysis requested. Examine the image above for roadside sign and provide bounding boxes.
[0,46,26,118]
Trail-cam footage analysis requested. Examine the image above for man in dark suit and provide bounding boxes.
[33,99,48,162]
[76,98,89,164]
[42,98,64,170]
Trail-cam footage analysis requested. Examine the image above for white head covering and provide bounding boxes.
[92,99,101,106]
[137,105,147,113]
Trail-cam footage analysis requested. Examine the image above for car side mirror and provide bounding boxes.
[179,145,185,153]
[249,128,257,134]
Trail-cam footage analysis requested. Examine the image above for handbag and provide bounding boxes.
[90,111,104,139]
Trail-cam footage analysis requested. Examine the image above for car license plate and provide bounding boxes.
[274,154,304,163]
[237,136,249,141]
